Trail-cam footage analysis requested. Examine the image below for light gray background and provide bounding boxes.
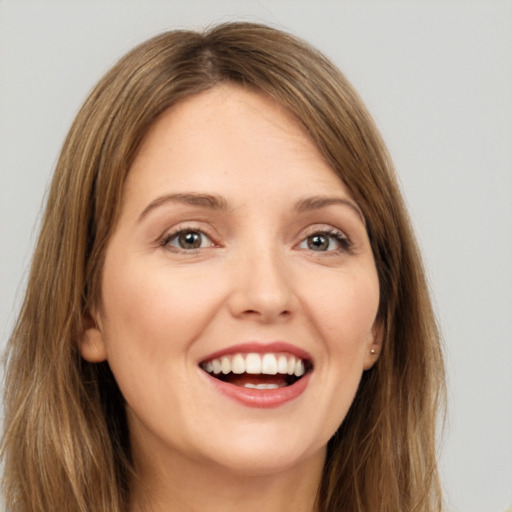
[1,1,511,511]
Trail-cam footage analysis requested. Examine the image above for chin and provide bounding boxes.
[190,423,328,478]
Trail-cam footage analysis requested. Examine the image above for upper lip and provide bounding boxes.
[199,341,313,365]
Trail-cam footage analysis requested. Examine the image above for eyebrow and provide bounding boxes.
[295,196,364,222]
[138,193,228,222]
[138,192,364,223]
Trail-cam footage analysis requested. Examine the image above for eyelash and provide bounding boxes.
[160,226,352,254]
[298,228,352,254]
[161,226,216,252]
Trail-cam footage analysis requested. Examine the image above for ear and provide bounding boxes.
[80,311,108,363]
[363,321,384,370]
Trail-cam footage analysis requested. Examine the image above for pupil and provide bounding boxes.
[179,232,201,249]
[308,234,328,251]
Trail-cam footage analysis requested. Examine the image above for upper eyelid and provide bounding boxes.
[298,224,349,240]
[164,225,211,237]
[161,221,217,237]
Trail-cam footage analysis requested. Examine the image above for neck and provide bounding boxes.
[129,443,325,512]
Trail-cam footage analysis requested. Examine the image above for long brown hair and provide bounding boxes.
[1,22,445,511]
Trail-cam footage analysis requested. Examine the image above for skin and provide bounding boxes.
[81,85,382,512]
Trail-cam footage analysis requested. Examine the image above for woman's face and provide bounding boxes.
[82,85,381,478]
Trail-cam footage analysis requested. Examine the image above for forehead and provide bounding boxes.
[123,84,353,214]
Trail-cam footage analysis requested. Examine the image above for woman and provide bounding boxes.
[1,22,445,512]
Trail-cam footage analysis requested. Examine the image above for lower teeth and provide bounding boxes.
[243,383,283,390]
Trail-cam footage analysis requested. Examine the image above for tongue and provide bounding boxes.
[226,373,289,388]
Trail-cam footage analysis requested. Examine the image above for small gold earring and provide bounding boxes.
[370,349,377,355]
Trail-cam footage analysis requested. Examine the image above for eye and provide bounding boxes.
[299,229,351,252]
[163,229,214,250]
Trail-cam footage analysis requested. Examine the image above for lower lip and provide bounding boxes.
[203,371,312,408]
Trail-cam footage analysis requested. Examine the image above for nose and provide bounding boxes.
[227,247,298,323]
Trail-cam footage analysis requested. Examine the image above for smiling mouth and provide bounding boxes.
[200,352,312,389]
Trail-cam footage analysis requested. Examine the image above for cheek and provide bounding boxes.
[304,268,379,349]
[289,270,379,448]
[100,261,220,351]
[97,260,224,422]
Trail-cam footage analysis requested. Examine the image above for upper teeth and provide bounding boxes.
[203,353,306,377]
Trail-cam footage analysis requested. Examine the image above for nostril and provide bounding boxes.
[241,308,292,321]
